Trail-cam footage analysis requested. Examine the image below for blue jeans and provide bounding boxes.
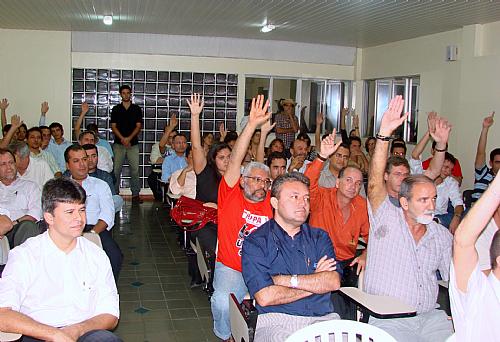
[112,144,140,196]
[210,262,248,340]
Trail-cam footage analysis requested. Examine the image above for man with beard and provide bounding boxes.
[242,171,341,341]
[210,95,273,342]
[364,96,453,341]
[286,138,310,173]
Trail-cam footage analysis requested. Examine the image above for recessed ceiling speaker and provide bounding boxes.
[446,45,458,61]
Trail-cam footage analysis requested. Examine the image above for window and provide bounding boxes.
[245,76,353,134]
[363,76,420,142]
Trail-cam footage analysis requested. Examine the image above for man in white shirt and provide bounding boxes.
[0,148,41,251]
[450,172,500,341]
[0,177,121,342]
[10,141,53,191]
[26,127,61,177]
[65,144,123,281]
[78,131,114,174]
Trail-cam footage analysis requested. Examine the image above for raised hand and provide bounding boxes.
[379,95,408,136]
[10,115,22,128]
[219,122,227,140]
[41,101,50,114]
[352,113,359,127]
[316,112,324,126]
[483,111,495,128]
[0,98,9,111]
[168,113,178,129]
[248,95,271,128]
[430,116,452,144]
[80,102,89,115]
[319,129,342,159]
[260,118,276,135]
[187,93,204,117]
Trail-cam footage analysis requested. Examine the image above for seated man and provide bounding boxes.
[266,152,287,181]
[286,138,310,173]
[305,133,369,319]
[151,116,178,165]
[65,144,123,281]
[26,127,61,177]
[82,144,123,213]
[10,141,53,190]
[47,122,72,172]
[168,146,196,199]
[422,140,463,186]
[348,136,369,174]
[242,171,341,341]
[0,148,41,250]
[318,142,350,188]
[365,96,453,341]
[78,131,113,174]
[450,172,500,340]
[0,177,121,341]
[472,112,499,204]
[161,133,188,182]
[210,95,273,341]
[39,126,52,151]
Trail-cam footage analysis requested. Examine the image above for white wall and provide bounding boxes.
[0,29,72,136]
[359,22,500,190]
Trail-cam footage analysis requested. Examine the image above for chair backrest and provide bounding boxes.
[285,319,397,342]
[0,237,9,265]
[82,232,103,249]
[358,268,365,292]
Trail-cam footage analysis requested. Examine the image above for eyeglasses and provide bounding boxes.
[244,176,272,188]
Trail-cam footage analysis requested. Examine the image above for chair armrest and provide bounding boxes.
[438,280,449,289]
[340,287,417,319]
[229,293,251,342]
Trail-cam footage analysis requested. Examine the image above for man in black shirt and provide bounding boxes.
[110,85,143,203]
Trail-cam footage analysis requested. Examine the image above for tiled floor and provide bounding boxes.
[113,200,219,342]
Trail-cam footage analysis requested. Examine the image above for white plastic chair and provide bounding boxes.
[82,232,103,249]
[0,237,9,266]
[0,331,21,342]
[285,319,397,342]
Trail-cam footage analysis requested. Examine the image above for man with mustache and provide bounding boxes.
[364,96,453,341]
[210,95,273,342]
[286,138,310,173]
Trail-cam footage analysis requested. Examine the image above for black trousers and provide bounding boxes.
[21,329,122,342]
[84,225,123,282]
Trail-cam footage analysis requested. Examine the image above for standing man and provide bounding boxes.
[275,99,299,149]
[47,122,72,172]
[111,85,143,203]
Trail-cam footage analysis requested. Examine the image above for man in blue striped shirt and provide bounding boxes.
[472,112,500,204]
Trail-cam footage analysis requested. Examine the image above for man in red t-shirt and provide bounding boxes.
[211,95,274,341]
[422,140,463,186]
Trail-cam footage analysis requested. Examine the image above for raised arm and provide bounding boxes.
[411,113,434,160]
[0,115,22,149]
[475,112,494,169]
[453,174,500,292]
[352,113,360,137]
[0,98,9,133]
[424,115,451,180]
[39,101,49,127]
[218,122,227,143]
[187,93,207,174]
[315,112,323,150]
[74,102,88,139]
[224,95,271,187]
[159,114,178,155]
[368,96,408,211]
[339,108,349,143]
[255,119,275,163]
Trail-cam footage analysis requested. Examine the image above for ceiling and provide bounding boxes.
[2,0,500,47]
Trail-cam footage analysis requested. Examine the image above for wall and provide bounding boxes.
[359,22,500,190]
[0,29,72,135]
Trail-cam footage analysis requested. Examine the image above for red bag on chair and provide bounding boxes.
[170,196,217,232]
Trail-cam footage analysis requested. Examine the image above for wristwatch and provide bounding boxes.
[290,274,299,288]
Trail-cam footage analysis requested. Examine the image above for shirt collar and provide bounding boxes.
[43,230,83,256]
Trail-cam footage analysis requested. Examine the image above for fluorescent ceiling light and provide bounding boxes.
[103,15,113,25]
[261,23,275,33]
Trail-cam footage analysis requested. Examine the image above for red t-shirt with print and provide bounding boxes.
[216,177,273,272]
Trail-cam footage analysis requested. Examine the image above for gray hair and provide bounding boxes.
[242,161,269,177]
[271,172,310,199]
[398,174,434,200]
[9,141,30,158]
